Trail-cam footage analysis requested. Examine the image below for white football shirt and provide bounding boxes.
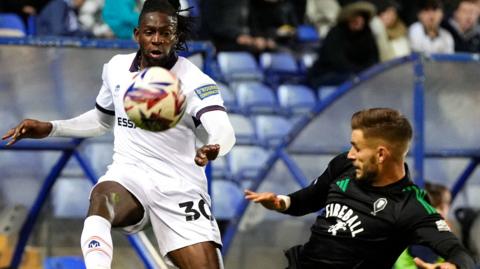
[96,53,225,192]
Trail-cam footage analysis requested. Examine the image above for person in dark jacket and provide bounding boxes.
[245,107,475,269]
[441,0,480,53]
[307,1,379,88]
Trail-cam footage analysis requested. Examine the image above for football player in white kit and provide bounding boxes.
[2,0,236,268]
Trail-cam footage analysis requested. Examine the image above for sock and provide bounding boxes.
[80,215,113,269]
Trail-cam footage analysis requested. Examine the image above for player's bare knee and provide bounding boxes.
[88,192,118,222]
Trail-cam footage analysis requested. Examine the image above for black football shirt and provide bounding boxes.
[284,153,474,269]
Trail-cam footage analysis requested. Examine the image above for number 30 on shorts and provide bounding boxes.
[178,199,213,221]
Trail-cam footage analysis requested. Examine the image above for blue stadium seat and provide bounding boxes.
[296,24,320,43]
[254,115,293,147]
[0,13,26,36]
[217,82,237,110]
[217,52,263,82]
[44,256,85,269]
[277,84,317,115]
[299,52,318,73]
[234,82,278,114]
[317,86,338,102]
[228,113,257,145]
[211,155,230,180]
[211,179,243,219]
[227,146,270,181]
[259,52,302,87]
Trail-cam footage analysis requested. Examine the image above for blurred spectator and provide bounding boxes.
[102,0,140,39]
[36,0,92,37]
[250,0,298,47]
[442,0,480,52]
[78,0,114,38]
[375,0,411,58]
[202,0,275,53]
[409,0,454,54]
[307,1,379,88]
[393,181,453,269]
[305,0,341,38]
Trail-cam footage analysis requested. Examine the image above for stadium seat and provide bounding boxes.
[217,82,237,110]
[234,82,278,114]
[277,84,317,115]
[0,13,26,37]
[44,256,85,269]
[260,52,303,87]
[317,86,338,102]
[227,146,270,182]
[299,52,318,73]
[217,51,263,82]
[254,115,293,147]
[296,24,320,43]
[211,179,243,219]
[228,113,257,145]
[210,155,230,180]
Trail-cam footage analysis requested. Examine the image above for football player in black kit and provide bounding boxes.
[245,108,475,269]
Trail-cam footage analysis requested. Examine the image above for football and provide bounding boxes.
[123,67,186,132]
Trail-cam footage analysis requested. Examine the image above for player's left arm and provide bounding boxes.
[195,110,235,166]
[409,215,475,269]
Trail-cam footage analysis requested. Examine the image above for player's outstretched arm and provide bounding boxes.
[195,144,220,167]
[244,189,289,212]
[414,257,458,269]
[2,119,52,146]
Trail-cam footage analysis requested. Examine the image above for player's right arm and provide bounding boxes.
[2,108,114,146]
[245,153,351,216]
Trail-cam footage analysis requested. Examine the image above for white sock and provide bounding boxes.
[80,215,113,269]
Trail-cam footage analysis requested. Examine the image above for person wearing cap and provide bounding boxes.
[307,1,379,88]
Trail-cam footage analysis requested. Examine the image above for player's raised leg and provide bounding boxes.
[81,181,144,269]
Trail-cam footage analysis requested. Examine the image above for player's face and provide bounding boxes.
[347,129,379,183]
[135,11,178,68]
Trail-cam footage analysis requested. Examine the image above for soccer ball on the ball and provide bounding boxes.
[124,67,186,132]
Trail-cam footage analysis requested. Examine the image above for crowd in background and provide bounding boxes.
[1,0,480,86]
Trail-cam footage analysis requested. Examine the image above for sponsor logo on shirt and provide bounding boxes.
[117,117,136,129]
[325,203,364,237]
[194,84,219,100]
[436,220,451,232]
[371,198,388,216]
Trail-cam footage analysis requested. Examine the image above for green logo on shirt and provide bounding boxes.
[336,178,350,192]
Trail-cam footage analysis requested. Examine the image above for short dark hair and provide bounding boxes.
[351,108,413,156]
[138,0,193,51]
[418,0,443,11]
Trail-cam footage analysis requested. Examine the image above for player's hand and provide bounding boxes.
[244,189,287,211]
[414,257,457,269]
[2,119,52,146]
[195,144,220,167]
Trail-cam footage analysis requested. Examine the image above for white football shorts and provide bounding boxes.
[93,161,222,258]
